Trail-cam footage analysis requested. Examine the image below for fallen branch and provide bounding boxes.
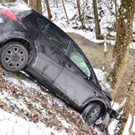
[11,73,25,86]
[106,35,116,40]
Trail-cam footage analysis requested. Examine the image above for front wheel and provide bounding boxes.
[82,102,102,125]
[0,42,29,72]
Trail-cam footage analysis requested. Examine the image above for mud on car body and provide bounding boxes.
[0,1,119,125]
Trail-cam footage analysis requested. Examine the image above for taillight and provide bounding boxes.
[0,9,17,21]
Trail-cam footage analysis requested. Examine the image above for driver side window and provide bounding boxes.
[70,45,91,77]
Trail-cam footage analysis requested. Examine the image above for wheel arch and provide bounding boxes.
[1,37,32,51]
[0,37,37,66]
[81,99,107,114]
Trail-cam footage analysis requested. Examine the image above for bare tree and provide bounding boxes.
[55,0,58,8]
[110,0,135,96]
[76,0,85,29]
[119,65,135,134]
[4,0,16,2]
[93,0,102,39]
[45,0,52,19]
[23,0,28,3]
[29,0,42,14]
[61,0,68,22]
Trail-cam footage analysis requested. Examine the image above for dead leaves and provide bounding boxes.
[0,73,96,135]
[0,98,4,104]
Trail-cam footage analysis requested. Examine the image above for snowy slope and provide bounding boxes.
[0,69,135,135]
[0,71,96,135]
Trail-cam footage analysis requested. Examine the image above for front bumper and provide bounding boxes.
[109,108,120,120]
[95,108,120,125]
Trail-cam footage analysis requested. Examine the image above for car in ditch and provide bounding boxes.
[0,1,118,125]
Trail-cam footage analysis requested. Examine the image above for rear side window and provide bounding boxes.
[46,26,69,54]
[38,19,48,30]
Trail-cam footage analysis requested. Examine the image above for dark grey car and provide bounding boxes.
[0,1,118,125]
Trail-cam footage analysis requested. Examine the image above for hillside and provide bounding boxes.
[0,71,99,135]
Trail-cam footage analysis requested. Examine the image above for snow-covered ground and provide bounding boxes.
[0,109,68,135]
[0,71,95,135]
[94,69,135,135]
[0,68,134,135]
[43,0,135,49]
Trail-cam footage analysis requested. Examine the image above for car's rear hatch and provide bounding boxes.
[0,1,32,43]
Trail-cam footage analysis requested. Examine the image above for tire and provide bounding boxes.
[0,42,29,72]
[82,103,102,125]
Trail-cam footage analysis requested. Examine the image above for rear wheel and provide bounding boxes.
[0,42,29,72]
[82,102,102,125]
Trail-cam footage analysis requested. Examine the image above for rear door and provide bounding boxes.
[31,19,70,84]
[54,42,98,106]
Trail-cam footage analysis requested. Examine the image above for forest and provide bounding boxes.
[0,0,135,135]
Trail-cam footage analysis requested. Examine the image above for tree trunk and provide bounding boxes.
[29,0,42,14]
[55,0,58,8]
[23,0,28,3]
[93,0,102,39]
[110,0,135,95]
[8,0,16,2]
[76,0,85,29]
[0,65,2,73]
[119,65,135,134]
[114,0,118,21]
[45,0,52,19]
[61,0,68,22]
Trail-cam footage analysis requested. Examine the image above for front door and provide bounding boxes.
[54,43,96,107]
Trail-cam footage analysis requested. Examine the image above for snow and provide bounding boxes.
[5,72,41,91]
[94,68,112,92]
[0,71,93,135]
[11,1,31,12]
[0,109,68,135]
[108,113,135,135]
[42,0,135,49]
[123,115,135,135]
[93,69,135,135]
[0,68,135,135]
[0,18,4,23]
[104,35,108,52]
[124,19,128,23]
[0,0,31,13]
